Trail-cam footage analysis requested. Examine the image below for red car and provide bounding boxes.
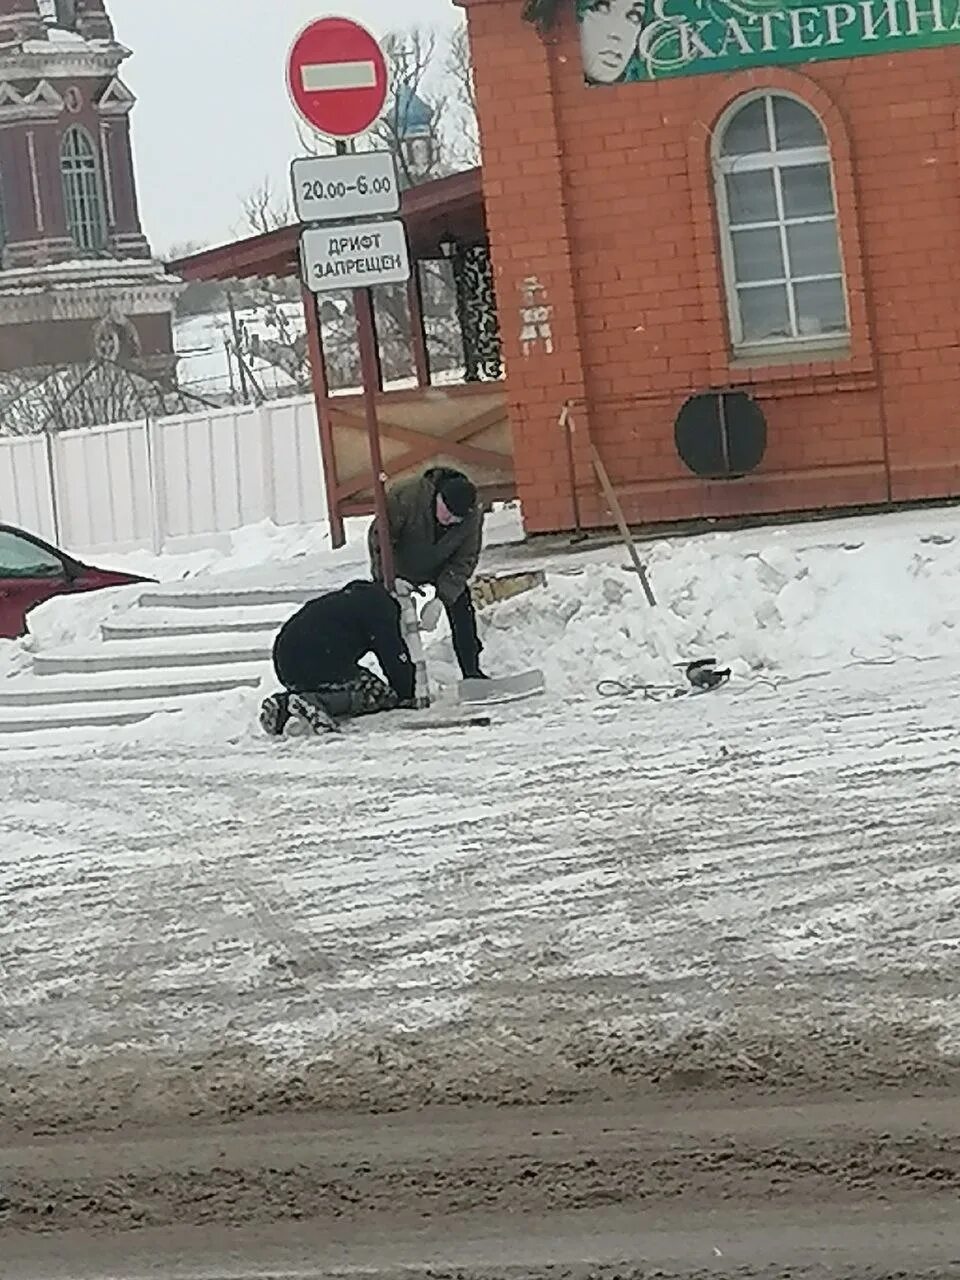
[0,523,152,640]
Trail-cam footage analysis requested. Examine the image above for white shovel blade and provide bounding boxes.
[458,668,546,706]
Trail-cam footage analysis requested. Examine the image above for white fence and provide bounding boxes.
[0,396,328,555]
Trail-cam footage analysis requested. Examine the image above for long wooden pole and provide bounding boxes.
[558,403,585,540]
[354,284,395,591]
[301,283,345,547]
[590,442,657,608]
[330,138,395,589]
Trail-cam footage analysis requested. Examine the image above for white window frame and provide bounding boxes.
[713,91,849,357]
[60,125,107,254]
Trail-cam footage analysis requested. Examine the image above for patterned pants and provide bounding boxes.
[264,666,398,731]
[314,667,399,717]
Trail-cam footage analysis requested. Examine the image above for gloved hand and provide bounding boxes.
[419,597,444,632]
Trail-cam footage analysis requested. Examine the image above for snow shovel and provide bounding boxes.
[458,668,546,707]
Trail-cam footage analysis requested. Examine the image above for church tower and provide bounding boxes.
[0,0,179,380]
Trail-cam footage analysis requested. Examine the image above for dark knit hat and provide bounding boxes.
[437,473,477,519]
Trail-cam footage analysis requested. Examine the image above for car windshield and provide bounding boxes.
[0,530,64,578]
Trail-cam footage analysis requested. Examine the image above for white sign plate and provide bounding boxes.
[291,152,399,222]
[301,219,411,292]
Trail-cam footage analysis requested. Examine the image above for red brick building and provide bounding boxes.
[0,0,178,378]
[459,0,960,533]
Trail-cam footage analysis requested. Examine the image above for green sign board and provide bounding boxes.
[578,0,960,83]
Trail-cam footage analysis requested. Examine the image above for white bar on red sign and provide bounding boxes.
[300,219,411,293]
[301,60,377,92]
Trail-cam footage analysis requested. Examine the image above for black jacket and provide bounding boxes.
[369,467,484,605]
[272,580,415,702]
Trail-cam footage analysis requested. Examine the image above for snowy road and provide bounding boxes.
[3,649,960,1133]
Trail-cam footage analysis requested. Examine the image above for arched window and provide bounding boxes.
[714,93,848,352]
[60,126,107,253]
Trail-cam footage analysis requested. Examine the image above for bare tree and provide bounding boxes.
[294,122,336,159]
[0,359,215,436]
[216,25,479,398]
[446,21,481,168]
[164,240,233,319]
[164,239,208,261]
[241,177,292,236]
[371,28,447,189]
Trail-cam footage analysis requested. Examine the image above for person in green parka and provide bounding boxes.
[369,466,487,680]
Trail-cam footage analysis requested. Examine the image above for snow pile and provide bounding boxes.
[466,511,960,696]
[85,517,346,584]
[20,584,147,656]
[5,505,960,744]
[10,520,347,666]
[0,638,32,680]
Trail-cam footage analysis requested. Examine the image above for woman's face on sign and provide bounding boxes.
[580,0,646,83]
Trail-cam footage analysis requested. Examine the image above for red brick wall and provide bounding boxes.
[461,0,960,532]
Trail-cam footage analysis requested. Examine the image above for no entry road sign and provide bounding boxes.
[286,16,389,140]
[300,220,411,293]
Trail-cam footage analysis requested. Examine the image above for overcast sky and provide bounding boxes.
[111,0,459,256]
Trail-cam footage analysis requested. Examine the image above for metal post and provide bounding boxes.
[354,284,395,590]
[301,283,345,546]
[227,292,250,404]
[407,263,430,388]
[143,413,163,554]
[43,428,62,547]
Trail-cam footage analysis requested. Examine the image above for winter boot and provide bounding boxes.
[285,692,342,736]
[259,692,290,737]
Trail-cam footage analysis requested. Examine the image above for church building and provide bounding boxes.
[0,0,178,379]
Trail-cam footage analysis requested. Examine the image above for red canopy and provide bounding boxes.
[168,168,486,282]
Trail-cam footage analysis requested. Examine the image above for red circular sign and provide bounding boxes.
[286,16,388,141]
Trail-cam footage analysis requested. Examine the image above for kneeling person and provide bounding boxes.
[260,580,415,737]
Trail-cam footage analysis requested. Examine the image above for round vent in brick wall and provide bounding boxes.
[674,391,766,480]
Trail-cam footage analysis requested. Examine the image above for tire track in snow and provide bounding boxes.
[2,657,960,1127]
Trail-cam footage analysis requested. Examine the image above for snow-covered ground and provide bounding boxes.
[174,303,467,403]
[3,504,960,1131]
[175,306,303,402]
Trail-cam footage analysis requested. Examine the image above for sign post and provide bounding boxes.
[286,15,403,593]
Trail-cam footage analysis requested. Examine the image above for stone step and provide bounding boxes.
[137,585,320,611]
[133,569,548,617]
[0,692,203,741]
[0,703,170,735]
[0,665,263,708]
[102,604,291,642]
[34,637,273,676]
